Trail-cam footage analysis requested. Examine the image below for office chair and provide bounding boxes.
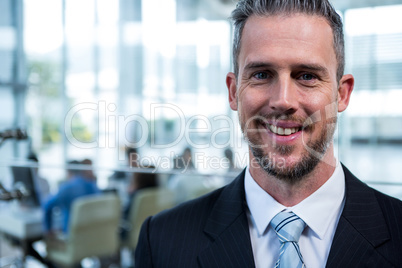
[46,193,121,268]
[122,187,175,251]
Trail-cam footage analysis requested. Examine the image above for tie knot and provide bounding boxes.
[270,211,306,243]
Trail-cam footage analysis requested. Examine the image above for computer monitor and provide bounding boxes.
[10,166,41,208]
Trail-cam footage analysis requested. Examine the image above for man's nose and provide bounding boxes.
[269,77,299,113]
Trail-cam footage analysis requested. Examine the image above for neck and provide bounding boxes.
[249,146,336,207]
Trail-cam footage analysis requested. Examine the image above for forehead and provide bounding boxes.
[239,14,337,75]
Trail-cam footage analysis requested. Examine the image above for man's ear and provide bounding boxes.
[227,72,238,111]
[337,74,354,113]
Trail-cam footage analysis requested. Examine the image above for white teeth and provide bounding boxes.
[268,124,299,136]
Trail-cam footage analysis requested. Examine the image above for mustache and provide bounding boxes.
[251,112,337,132]
[254,113,309,127]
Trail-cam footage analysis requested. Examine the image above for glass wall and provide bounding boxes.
[18,0,239,190]
[340,4,402,198]
[0,0,401,198]
[0,0,29,187]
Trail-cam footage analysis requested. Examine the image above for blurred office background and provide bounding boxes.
[2,0,400,193]
[1,0,402,266]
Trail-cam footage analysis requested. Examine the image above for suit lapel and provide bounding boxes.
[326,165,393,267]
[198,170,255,268]
[197,165,393,267]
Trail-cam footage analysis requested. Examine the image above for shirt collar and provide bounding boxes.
[244,161,345,239]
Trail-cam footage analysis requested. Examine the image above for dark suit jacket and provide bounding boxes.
[135,165,402,267]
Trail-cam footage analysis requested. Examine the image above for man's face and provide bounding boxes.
[227,14,353,182]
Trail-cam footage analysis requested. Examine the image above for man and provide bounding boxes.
[28,152,50,205]
[43,160,100,235]
[135,0,402,267]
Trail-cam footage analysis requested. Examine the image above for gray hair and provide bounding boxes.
[230,0,345,82]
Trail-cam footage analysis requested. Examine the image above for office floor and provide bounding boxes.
[0,236,46,268]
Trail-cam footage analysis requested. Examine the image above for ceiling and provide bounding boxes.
[332,0,402,11]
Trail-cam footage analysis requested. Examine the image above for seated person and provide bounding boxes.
[81,158,97,182]
[43,160,100,236]
[123,165,158,219]
[174,147,194,171]
[121,166,158,240]
[28,152,51,204]
[108,147,139,205]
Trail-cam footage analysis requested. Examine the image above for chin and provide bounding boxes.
[251,143,324,184]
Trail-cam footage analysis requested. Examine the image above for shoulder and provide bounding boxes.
[373,187,402,219]
[342,164,402,253]
[57,180,75,194]
[371,187,402,265]
[342,164,402,215]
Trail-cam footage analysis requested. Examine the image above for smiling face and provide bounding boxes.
[227,14,354,184]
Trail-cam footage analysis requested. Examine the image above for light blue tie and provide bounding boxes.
[270,211,306,268]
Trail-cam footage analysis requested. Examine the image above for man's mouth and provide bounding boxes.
[267,124,301,136]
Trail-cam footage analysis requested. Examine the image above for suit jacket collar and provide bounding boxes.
[199,165,392,267]
[326,164,392,267]
[203,169,247,238]
[199,169,256,267]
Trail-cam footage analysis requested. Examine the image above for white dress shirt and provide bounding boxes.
[245,161,345,268]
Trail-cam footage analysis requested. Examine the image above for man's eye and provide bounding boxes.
[300,74,315,81]
[253,72,269,80]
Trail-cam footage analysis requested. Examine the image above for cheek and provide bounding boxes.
[302,95,338,134]
[238,88,268,114]
[302,88,337,116]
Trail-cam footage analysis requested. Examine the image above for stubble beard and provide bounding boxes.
[244,115,337,185]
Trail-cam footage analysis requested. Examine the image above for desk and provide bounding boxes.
[0,206,43,241]
[0,205,44,265]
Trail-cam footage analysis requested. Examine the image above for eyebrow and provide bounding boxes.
[293,63,329,75]
[244,61,275,71]
[243,61,330,76]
